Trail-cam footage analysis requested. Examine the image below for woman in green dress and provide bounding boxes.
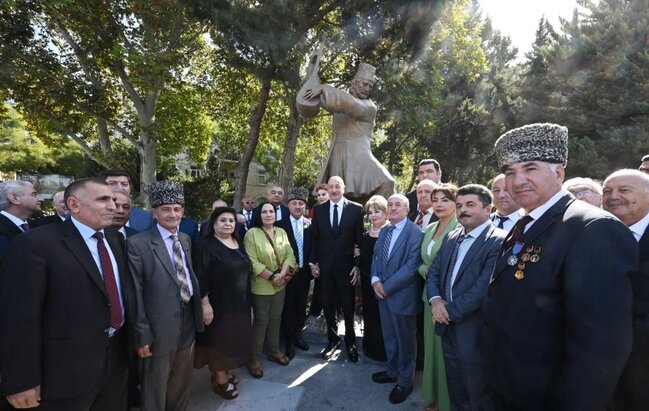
[419,184,459,411]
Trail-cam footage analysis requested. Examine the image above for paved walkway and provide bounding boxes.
[187,316,426,411]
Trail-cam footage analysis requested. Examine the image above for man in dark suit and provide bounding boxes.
[252,184,289,225]
[483,123,637,410]
[127,181,203,411]
[489,174,523,231]
[100,169,155,232]
[111,189,139,239]
[278,187,312,360]
[407,159,442,221]
[309,176,363,361]
[602,169,649,410]
[30,190,67,228]
[370,194,423,404]
[0,180,42,265]
[427,184,506,410]
[0,178,129,411]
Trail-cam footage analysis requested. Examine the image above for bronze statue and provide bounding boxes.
[298,53,395,200]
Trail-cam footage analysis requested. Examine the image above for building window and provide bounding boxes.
[258,172,266,185]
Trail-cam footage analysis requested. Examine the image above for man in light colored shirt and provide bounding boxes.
[426,184,506,410]
[603,169,649,409]
[483,123,637,410]
[278,187,312,360]
[490,173,523,232]
[127,181,203,411]
[370,194,422,404]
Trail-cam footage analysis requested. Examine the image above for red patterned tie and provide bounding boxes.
[416,210,426,228]
[93,232,123,330]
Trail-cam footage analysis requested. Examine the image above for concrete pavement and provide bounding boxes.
[187,315,426,411]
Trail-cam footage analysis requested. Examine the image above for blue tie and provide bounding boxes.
[381,225,396,273]
[444,234,465,301]
[294,218,303,267]
[496,215,507,229]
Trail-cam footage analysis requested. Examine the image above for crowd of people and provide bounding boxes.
[0,123,648,411]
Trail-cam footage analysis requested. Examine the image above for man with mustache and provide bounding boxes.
[602,169,649,410]
[0,178,129,410]
[483,123,637,410]
[426,184,506,410]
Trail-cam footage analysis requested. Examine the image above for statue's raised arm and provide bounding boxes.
[297,54,394,200]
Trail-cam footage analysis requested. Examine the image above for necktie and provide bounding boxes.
[496,215,507,229]
[444,234,466,301]
[381,225,396,273]
[294,219,303,267]
[20,223,29,232]
[171,234,191,303]
[332,204,339,232]
[416,210,426,228]
[92,232,123,330]
[503,215,534,251]
[246,211,252,227]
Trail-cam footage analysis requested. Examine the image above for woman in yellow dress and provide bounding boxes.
[419,184,459,411]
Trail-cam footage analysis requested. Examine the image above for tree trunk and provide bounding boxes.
[278,89,302,192]
[96,116,114,162]
[136,96,159,206]
[233,78,272,208]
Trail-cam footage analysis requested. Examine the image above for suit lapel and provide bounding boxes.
[492,194,573,280]
[60,219,107,297]
[151,228,180,286]
[454,224,493,284]
[387,222,408,264]
[439,230,461,290]
[0,213,22,235]
[639,226,649,261]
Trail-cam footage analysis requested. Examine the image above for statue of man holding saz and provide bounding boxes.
[300,58,395,199]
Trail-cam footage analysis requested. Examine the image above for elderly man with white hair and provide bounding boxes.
[563,177,603,207]
[0,180,42,264]
[603,169,649,410]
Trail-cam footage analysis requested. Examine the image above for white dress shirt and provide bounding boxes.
[629,211,649,242]
[524,190,570,233]
[329,199,345,227]
[492,209,523,232]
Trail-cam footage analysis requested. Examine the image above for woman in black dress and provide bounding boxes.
[194,206,252,400]
[358,195,388,361]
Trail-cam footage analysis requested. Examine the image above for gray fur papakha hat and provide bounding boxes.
[287,186,308,203]
[149,181,184,208]
[494,123,569,169]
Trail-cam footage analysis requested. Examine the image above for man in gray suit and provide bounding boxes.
[427,184,506,410]
[370,194,423,404]
[127,181,204,411]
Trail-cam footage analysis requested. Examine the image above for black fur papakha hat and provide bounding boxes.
[149,181,184,208]
[287,187,308,203]
[494,123,568,170]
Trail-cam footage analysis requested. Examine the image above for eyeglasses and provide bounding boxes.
[570,188,597,198]
[243,201,253,204]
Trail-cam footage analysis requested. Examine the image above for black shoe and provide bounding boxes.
[372,371,398,384]
[347,344,358,363]
[389,384,413,404]
[285,343,296,361]
[295,337,309,351]
[320,339,341,359]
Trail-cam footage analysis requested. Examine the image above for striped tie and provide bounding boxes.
[171,234,191,303]
[294,219,303,267]
[381,225,396,273]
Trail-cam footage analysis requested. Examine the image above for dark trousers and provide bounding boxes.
[614,330,649,410]
[309,276,323,316]
[441,324,489,411]
[281,267,311,343]
[140,301,196,411]
[34,331,129,411]
[320,269,356,345]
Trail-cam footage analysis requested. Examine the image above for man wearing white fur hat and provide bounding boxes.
[482,123,637,410]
